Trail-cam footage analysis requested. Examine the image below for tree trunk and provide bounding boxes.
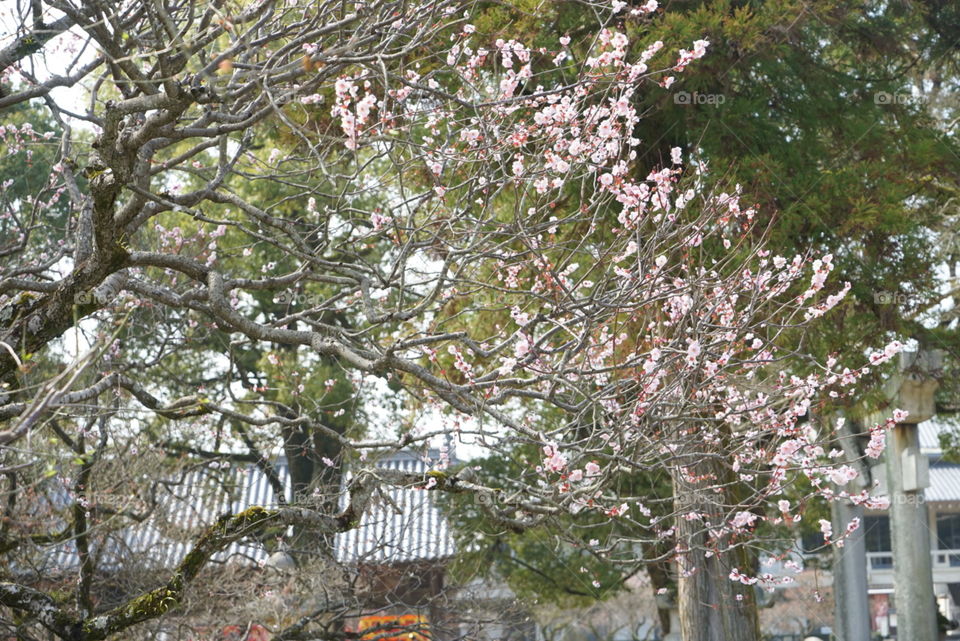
[673,457,761,641]
[282,408,345,558]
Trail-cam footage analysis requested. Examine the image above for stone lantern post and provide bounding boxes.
[870,350,941,641]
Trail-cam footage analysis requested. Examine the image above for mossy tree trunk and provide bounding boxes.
[672,449,761,641]
[0,475,378,641]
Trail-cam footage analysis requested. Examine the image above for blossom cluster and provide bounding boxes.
[302,19,911,585]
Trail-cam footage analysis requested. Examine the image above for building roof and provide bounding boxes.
[870,418,960,504]
[36,450,455,575]
[916,418,960,503]
[336,450,456,564]
[919,419,949,453]
[44,461,291,573]
[925,463,960,504]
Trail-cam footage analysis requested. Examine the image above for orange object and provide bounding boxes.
[359,615,430,641]
[221,623,271,641]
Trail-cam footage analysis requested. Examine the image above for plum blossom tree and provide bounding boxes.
[0,1,901,640]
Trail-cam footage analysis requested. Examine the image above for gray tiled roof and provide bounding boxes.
[870,418,960,504]
[916,418,960,503]
[44,463,290,573]
[919,419,949,452]
[35,451,454,575]
[336,450,456,564]
[925,464,960,503]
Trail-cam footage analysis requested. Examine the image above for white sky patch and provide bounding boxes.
[1,4,98,127]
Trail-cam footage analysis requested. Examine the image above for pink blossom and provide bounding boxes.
[511,307,531,326]
[730,511,758,530]
[514,334,531,358]
[610,32,629,50]
[498,357,517,376]
[868,340,904,365]
[819,519,833,543]
[371,212,391,230]
[865,426,887,458]
[542,444,568,473]
[606,502,629,516]
[828,465,858,486]
[846,517,861,535]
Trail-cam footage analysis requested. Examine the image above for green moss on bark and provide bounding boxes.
[80,506,278,640]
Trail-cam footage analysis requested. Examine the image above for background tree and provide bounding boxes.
[0,2,901,641]
[406,1,960,637]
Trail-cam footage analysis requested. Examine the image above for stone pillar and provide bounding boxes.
[830,411,873,641]
[661,606,681,641]
[832,498,870,641]
[872,350,941,641]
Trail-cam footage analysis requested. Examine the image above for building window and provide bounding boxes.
[800,530,826,554]
[865,515,892,552]
[937,513,960,551]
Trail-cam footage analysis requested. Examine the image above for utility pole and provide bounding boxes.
[871,350,941,641]
[831,412,870,641]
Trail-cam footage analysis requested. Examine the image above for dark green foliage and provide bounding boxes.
[440,443,675,607]
[471,0,960,371]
